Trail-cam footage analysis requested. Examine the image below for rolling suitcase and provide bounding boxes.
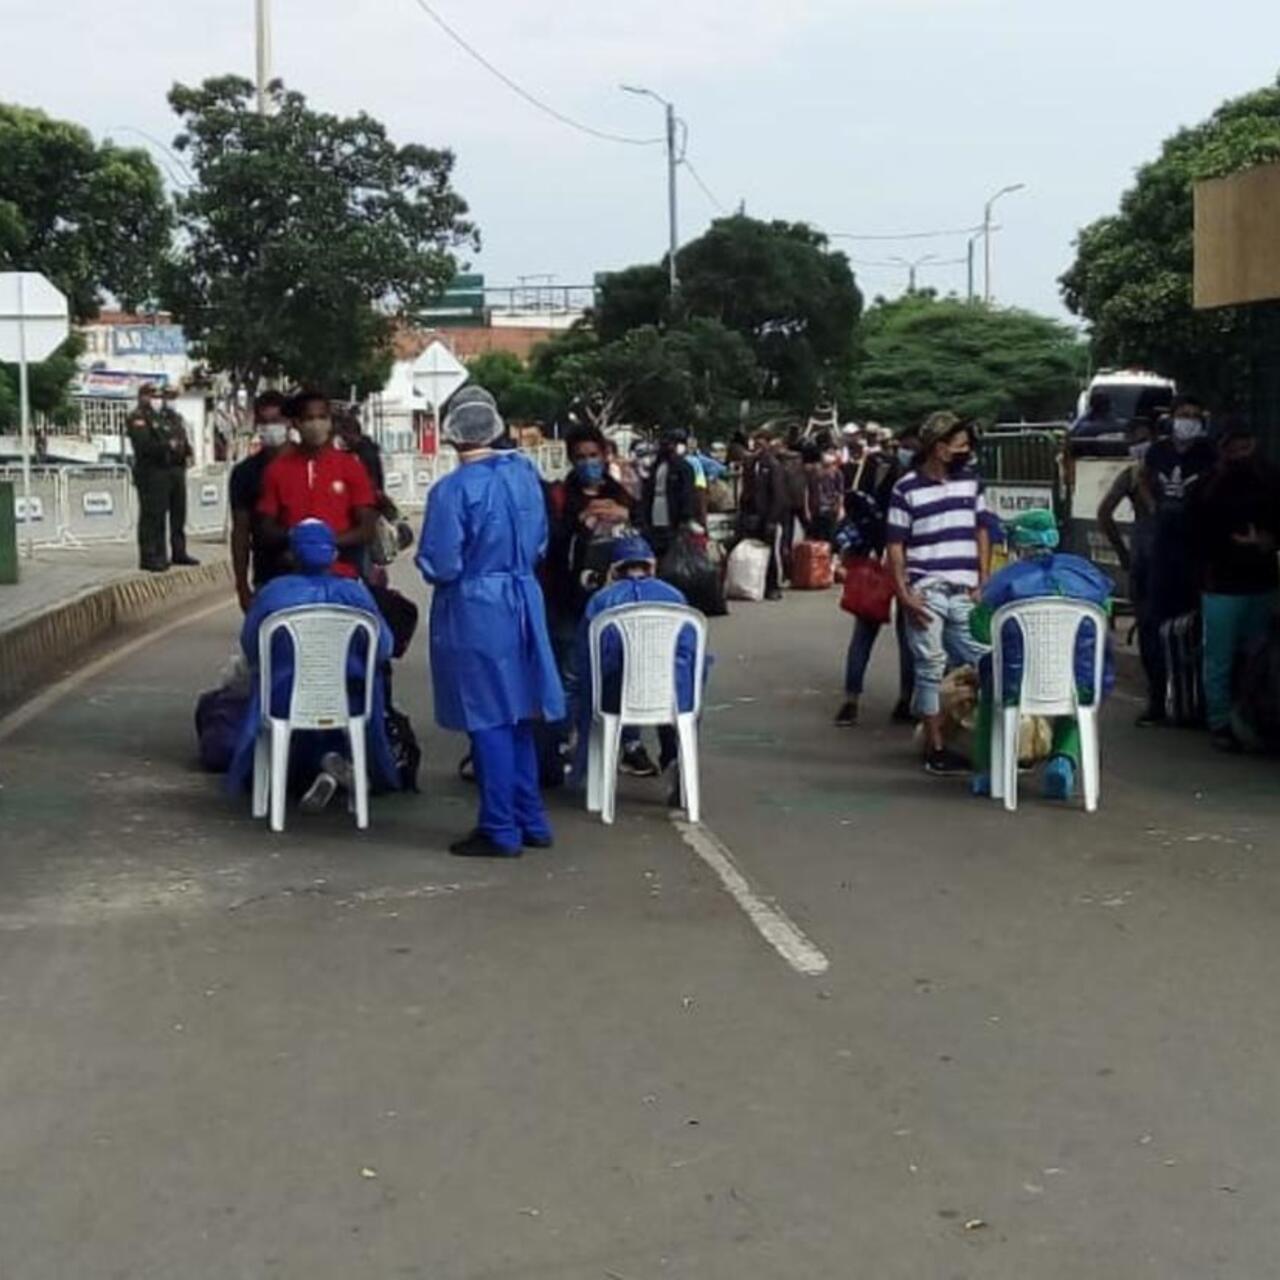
[790,539,834,590]
[1161,611,1204,726]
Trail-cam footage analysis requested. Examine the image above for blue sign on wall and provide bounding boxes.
[111,326,188,357]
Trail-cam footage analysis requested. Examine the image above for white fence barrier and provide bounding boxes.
[64,467,136,544]
[186,466,230,537]
[387,444,565,514]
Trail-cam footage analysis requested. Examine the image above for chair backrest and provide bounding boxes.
[588,602,708,726]
[258,605,381,729]
[990,598,1108,716]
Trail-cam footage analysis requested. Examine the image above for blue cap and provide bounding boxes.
[289,518,338,573]
[612,535,656,565]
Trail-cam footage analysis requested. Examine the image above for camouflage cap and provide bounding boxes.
[918,410,964,451]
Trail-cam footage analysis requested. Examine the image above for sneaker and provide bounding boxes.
[619,743,660,778]
[890,700,916,725]
[970,773,992,797]
[1210,727,1244,753]
[923,747,969,777]
[1042,755,1077,800]
[299,771,339,813]
[765,589,784,602]
[321,751,354,791]
[1135,708,1167,728]
[171,554,201,567]
[834,700,858,728]
[449,831,522,858]
[522,831,554,850]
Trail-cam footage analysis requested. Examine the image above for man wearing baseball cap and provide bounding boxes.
[886,411,992,776]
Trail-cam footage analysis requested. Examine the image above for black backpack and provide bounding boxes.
[384,701,423,792]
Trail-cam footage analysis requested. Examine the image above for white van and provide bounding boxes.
[1076,370,1176,424]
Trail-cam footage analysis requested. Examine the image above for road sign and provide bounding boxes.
[411,339,468,412]
[0,272,71,558]
[0,272,69,362]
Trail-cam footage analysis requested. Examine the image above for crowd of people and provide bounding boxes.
[188,378,1278,847]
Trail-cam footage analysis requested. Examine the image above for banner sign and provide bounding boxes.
[110,325,188,357]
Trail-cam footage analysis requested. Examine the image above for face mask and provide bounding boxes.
[948,453,974,475]
[1172,417,1204,444]
[822,452,838,466]
[260,422,289,449]
[897,448,915,469]
[673,443,688,457]
[299,419,332,448]
[575,458,606,485]
[1129,442,1150,463]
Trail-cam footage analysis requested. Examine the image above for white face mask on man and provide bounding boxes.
[260,422,289,449]
[1172,417,1205,445]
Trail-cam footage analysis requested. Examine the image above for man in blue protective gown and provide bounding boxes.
[570,536,706,803]
[228,519,399,807]
[417,398,566,857]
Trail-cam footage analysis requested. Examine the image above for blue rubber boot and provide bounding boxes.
[1042,755,1076,801]
[970,773,991,798]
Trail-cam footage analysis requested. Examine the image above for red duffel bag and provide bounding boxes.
[790,539,834,590]
[840,555,895,623]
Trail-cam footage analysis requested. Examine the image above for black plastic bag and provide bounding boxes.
[659,528,728,617]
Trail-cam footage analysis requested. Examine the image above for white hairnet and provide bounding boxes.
[443,400,505,447]
[448,385,498,413]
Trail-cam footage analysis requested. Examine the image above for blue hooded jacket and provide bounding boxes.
[228,520,399,793]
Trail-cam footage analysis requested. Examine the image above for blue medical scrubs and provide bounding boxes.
[417,452,565,851]
[228,561,399,795]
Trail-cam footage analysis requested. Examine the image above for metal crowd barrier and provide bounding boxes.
[64,466,136,544]
[186,465,230,537]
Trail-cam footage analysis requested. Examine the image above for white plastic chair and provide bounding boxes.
[251,605,381,833]
[990,599,1108,813]
[586,603,708,825]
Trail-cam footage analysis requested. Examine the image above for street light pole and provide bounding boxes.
[891,254,938,293]
[623,85,681,296]
[982,183,1025,304]
[255,0,272,115]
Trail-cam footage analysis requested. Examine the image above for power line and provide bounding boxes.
[406,0,664,147]
[105,125,195,187]
[824,225,983,241]
[682,156,727,214]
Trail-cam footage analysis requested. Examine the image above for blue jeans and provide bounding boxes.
[904,584,988,718]
[844,609,915,701]
[1202,591,1277,730]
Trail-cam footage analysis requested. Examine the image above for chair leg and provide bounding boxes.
[349,722,370,831]
[676,714,701,823]
[586,718,603,813]
[990,706,1005,801]
[1002,708,1020,813]
[1078,709,1100,813]
[600,717,622,826]
[252,731,269,818]
[269,721,291,833]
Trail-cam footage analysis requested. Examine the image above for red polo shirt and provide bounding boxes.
[257,445,376,578]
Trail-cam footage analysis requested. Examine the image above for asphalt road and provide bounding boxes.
[2,572,1279,1279]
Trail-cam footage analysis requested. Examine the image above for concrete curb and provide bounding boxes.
[0,560,232,711]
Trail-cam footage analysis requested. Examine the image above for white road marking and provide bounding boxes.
[671,818,830,977]
[0,597,234,744]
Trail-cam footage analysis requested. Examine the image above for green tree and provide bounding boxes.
[854,292,1085,428]
[675,216,862,407]
[0,103,172,423]
[593,264,670,342]
[534,318,758,431]
[1060,76,1280,405]
[465,350,559,423]
[0,103,172,319]
[163,76,478,401]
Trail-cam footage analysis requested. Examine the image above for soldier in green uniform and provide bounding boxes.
[158,386,199,566]
[127,384,172,572]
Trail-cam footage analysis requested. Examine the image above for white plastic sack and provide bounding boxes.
[726,538,771,602]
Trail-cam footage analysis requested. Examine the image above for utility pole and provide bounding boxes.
[982,183,1025,304]
[623,85,681,296]
[255,0,272,115]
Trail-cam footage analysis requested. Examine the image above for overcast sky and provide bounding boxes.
[7,0,1279,320]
